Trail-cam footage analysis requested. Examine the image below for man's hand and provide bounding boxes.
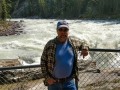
[80,49,88,58]
[47,78,56,85]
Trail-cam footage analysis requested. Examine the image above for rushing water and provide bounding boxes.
[0,19,120,66]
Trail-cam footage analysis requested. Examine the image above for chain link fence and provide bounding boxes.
[0,48,120,90]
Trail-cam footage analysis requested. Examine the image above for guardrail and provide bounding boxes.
[0,48,120,90]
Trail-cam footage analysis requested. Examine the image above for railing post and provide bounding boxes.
[75,78,78,90]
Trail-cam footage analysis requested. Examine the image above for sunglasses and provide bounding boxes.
[58,28,69,32]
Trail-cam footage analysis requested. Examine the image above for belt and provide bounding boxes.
[54,75,72,82]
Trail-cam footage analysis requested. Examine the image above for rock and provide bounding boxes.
[78,60,99,73]
[117,71,120,76]
[0,21,24,36]
[20,20,24,22]
[0,59,21,67]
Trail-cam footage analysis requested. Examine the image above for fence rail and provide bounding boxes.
[0,48,120,90]
[89,48,120,52]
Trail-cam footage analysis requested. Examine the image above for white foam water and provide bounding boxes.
[0,19,120,66]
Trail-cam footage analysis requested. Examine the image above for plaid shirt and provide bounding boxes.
[41,36,89,85]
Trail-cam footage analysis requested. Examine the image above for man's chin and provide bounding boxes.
[59,38,67,42]
[61,36,67,38]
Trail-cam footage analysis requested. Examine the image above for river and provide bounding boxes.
[0,19,120,66]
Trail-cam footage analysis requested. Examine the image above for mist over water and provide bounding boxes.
[0,19,120,65]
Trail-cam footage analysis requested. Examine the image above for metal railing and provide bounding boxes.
[0,48,120,90]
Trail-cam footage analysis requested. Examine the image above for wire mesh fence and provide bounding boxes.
[0,48,120,90]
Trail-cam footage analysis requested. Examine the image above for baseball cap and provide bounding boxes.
[57,20,69,29]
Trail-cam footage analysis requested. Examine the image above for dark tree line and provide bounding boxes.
[0,0,120,20]
[0,0,12,21]
[22,0,120,19]
[0,0,7,21]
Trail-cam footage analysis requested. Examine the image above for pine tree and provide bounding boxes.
[0,1,2,19]
[1,0,7,21]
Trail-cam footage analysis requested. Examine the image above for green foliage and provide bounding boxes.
[1,0,7,21]
[0,0,11,20]
[2,0,120,19]
[0,2,2,19]
[6,0,12,18]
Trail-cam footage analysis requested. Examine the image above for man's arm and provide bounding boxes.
[69,36,89,58]
[80,40,89,58]
[41,42,56,85]
[41,46,48,76]
[80,49,88,58]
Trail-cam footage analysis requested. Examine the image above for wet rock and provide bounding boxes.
[0,21,25,36]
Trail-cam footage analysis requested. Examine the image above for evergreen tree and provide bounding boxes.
[1,0,120,19]
[1,0,7,21]
[6,0,12,18]
[0,1,2,19]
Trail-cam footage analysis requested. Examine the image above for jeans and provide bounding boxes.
[48,78,76,90]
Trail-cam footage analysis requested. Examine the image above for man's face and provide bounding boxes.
[56,27,69,42]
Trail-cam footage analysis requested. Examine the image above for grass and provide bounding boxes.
[0,79,44,90]
[0,20,12,31]
[110,78,120,83]
[80,78,120,90]
[0,20,7,25]
[0,20,11,27]
[80,81,108,89]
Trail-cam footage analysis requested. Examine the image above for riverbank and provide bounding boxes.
[0,20,24,36]
[0,59,21,67]
[0,60,120,90]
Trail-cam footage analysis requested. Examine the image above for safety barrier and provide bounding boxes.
[0,48,120,90]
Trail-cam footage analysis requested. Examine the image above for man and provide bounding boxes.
[41,20,89,90]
